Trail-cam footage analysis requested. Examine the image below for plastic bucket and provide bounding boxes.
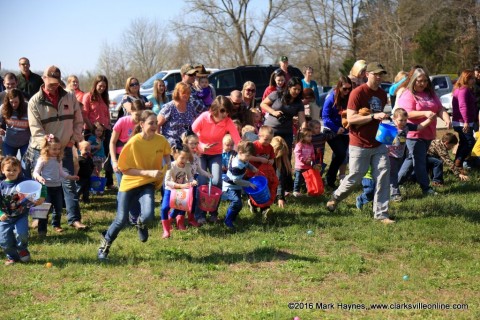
[90,176,107,192]
[15,180,42,201]
[243,176,270,205]
[198,185,222,212]
[376,123,397,144]
[169,188,194,211]
[29,203,52,219]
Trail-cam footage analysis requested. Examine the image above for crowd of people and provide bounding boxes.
[0,55,479,263]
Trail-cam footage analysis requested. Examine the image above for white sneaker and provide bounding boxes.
[293,192,301,197]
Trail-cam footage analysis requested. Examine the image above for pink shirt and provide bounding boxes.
[112,116,136,154]
[192,111,241,155]
[294,142,315,170]
[397,90,441,140]
[82,93,111,130]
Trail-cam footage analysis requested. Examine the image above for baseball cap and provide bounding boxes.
[43,65,61,83]
[180,64,197,75]
[279,56,288,62]
[366,62,387,74]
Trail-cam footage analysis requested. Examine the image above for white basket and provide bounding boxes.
[16,180,43,201]
[29,203,52,219]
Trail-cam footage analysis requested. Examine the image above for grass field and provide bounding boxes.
[1,132,479,320]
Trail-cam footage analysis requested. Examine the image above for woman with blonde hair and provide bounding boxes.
[117,76,152,119]
[66,75,85,105]
[348,60,367,88]
[242,81,257,109]
[271,136,293,208]
[147,79,169,115]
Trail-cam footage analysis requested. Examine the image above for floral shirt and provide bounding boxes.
[159,101,198,147]
[427,139,464,176]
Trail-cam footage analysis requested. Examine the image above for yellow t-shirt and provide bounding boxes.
[118,133,170,192]
[472,132,480,157]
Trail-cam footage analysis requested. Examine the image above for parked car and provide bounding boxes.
[208,65,304,103]
[440,93,453,114]
[430,75,453,98]
[108,68,218,123]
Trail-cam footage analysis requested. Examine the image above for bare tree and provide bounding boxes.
[122,18,169,80]
[177,0,291,66]
[335,0,363,60]
[97,42,130,89]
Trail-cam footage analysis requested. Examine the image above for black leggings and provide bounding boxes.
[326,134,349,187]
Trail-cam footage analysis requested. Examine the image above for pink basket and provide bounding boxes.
[198,185,222,212]
[169,188,193,211]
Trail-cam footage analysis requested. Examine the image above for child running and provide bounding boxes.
[0,156,45,265]
[160,146,197,238]
[247,125,278,219]
[222,140,258,229]
[271,136,293,208]
[33,134,79,235]
[177,132,213,227]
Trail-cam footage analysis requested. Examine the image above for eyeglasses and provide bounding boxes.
[219,109,227,113]
[245,88,256,93]
[342,87,352,92]
[130,82,139,87]
[19,63,29,66]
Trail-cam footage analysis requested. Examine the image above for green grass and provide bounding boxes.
[2,142,480,319]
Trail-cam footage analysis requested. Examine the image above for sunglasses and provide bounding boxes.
[273,69,284,75]
[187,74,196,77]
[245,88,256,93]
[342,87,352,92]
[130,82,139,87]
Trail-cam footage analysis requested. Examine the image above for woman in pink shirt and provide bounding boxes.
[452,69,476,169]
[192,96,241,224]
[397,67,451,195]
[82,75,114,188]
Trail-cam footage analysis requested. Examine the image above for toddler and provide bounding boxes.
[241,125,258,142]
[389,108,434,200]
[160,146,197,238]
[427,132,469,185]
[308,119,336,174]
[33,134,79,235]
[247,126,278,219]
[88,123,106,176]
[0,157,45,265]
[196,77,214,107]
[222,140,258,229]
[222,134,235,175]
[271,136,293,208]
[171,132,213,227]
[77,141,95,203]
[250,108,263,133]
[293,128,315,197]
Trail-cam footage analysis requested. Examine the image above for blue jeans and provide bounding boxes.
[398,139,432,193]
[104,183,155,244]
[113,155,141,218]
[454,126,475,163]
[427,156,444,183]
[195,153,222,221]
[293,169,307,192]
[61,147,82,224]
[389,156,404,196]
[223,188,243,218]
[333,144,390,220]
[2,142,28,158]
[358,177,375,206]
[160,189,172,220]
[0,214,28,260]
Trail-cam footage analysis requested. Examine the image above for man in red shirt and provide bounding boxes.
[326,62,395,224]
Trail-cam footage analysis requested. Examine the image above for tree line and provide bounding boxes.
[96,0,480,90]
